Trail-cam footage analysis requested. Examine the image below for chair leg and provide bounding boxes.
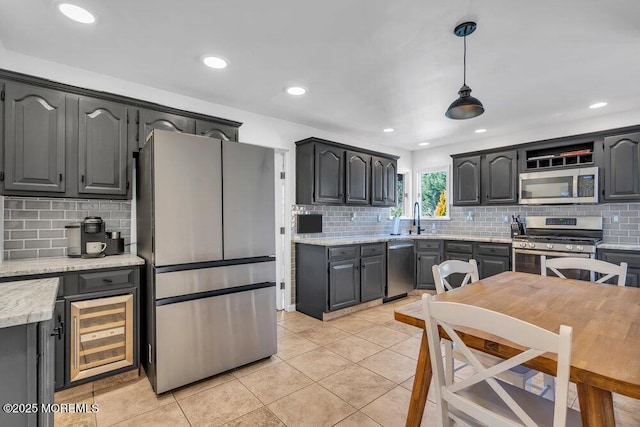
[541,374,555,401]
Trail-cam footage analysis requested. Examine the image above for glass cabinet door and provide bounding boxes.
[70,294,133,382]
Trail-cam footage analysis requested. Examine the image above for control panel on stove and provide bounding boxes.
[545,217,577,226]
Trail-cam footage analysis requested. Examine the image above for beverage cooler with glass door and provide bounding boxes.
[69,294,134,382]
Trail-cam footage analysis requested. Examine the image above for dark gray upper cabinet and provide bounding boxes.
[482,150,518,204]
[3,82,66,193]
[604,132,640,202]
[295,138,399,206]
[346,151,370,204]
[78,97,128,196]
[136,109,195,149]
[453,155,481,205]
[315,143,345,204]
[195,119,238,142]
[371,156,398,207]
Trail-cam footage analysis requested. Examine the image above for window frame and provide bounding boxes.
[392,169,411,219]
[415,165,451,220]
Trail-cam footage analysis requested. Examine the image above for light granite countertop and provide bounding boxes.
[294,234,513,246]
[0,278,59,328]
[596,243,640,251]
[0,254,145,278]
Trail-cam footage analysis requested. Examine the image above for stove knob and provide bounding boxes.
[566,245,574,250]
[528,243,536,248]
[520,242,527,248]
[546,244,554,249]
[577,245,584,251]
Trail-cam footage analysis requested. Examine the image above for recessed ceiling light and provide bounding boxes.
[58,3,95,24]
[285,86,307,96]
[383,128,394,133]
[475,128,487,133]
[589,102,607,109]
[203,56,228,69]
[418,142,430,146]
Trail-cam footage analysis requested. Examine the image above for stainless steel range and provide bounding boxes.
[512,216,603,280]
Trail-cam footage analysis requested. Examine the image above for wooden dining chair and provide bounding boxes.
[541,256,628,286]
[422,294,581,427]
[432,260,545,396]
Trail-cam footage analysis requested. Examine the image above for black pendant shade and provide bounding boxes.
[446,22,484,120]
[445,84,484,119]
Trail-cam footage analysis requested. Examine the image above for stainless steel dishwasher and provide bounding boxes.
[385,241,415,302]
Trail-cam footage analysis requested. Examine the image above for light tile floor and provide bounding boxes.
[54,295,640,426]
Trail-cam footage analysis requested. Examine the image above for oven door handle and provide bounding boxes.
[513,248,591,258]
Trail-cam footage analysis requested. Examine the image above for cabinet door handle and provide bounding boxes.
[103,278,113,284]
[81,174,85,183]
[73,316,78,370]
[59,173,63,182]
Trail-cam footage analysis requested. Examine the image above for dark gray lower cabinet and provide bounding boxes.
[296,243,387,320]
[0,266,140,393]
[444,241,474,288]
[598,249,640,288]
[52,300,65,391]
[415,240,443,290]
[0,320,54,427]
[476,243,511,279]
[329,259,360,311]
[361,254,385,302]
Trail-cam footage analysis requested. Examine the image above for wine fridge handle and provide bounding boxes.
[73,316,78,370]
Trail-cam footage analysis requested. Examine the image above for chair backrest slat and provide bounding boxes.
[433,259,479,294]
[541,256,627,286]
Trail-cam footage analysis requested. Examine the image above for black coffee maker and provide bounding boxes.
[81,216,106,258]
[511,215,526,237]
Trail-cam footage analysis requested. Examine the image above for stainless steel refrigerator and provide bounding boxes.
[137,130,276,394]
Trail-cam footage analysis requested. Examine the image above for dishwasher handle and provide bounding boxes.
[388,242,414,250]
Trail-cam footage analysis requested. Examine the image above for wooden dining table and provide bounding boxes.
[394,271,640,427]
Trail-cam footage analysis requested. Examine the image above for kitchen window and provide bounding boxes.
[417,167,449,219]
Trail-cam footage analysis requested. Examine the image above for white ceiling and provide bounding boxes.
[2,0,640,151]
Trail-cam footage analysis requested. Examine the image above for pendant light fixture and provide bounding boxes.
[445,21,484,119]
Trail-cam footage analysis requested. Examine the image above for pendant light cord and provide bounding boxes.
[463,35,467,86]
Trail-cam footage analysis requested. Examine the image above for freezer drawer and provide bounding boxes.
[155,262,275,299]
[154,286,276,394]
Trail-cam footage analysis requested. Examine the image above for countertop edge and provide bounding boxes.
[0,254,145,279]
[0,278,59,329]
[294,235,513,246]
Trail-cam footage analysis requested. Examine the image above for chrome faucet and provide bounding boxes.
[413,202,425,235]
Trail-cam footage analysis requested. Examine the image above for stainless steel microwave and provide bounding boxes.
[519,167,599,204]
